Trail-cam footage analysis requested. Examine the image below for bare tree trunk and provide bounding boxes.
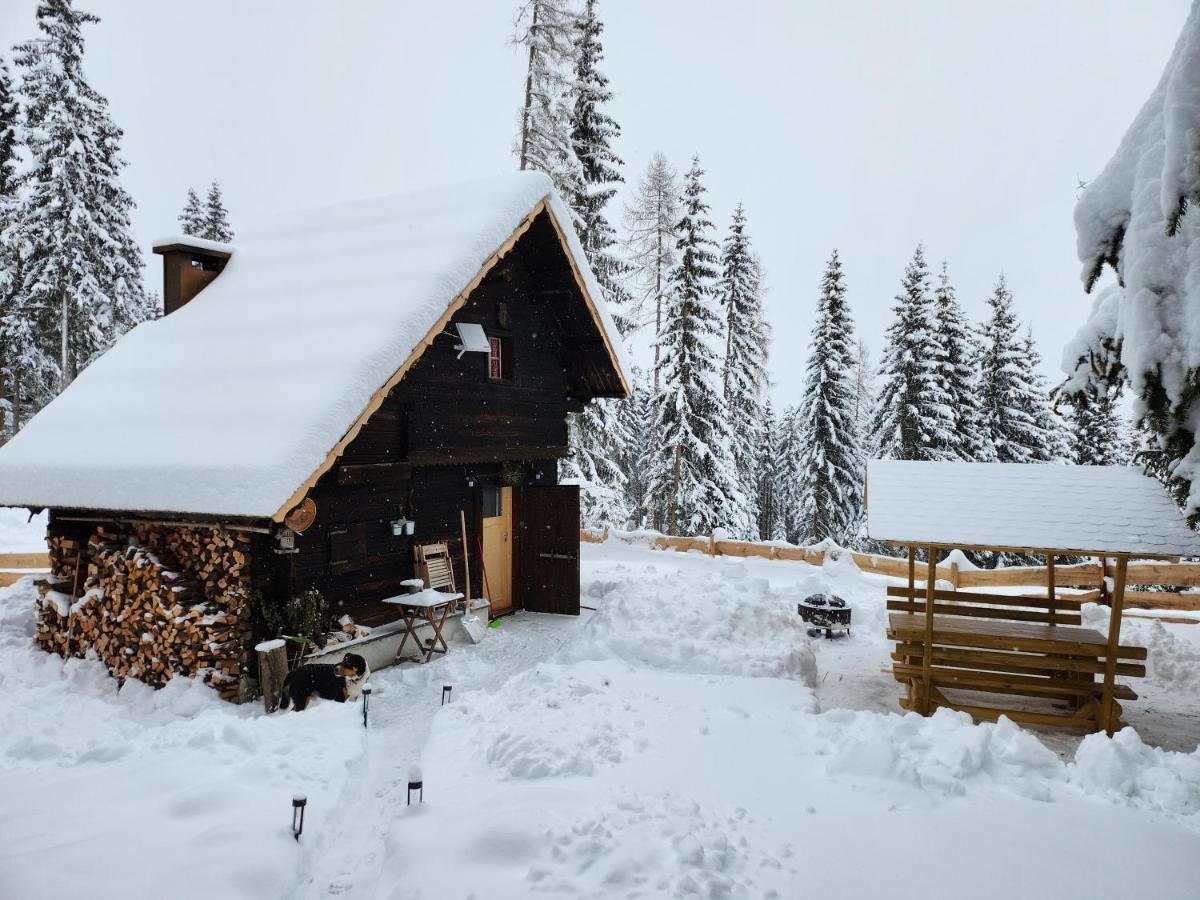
[59,289,69,391]
[518,2,540,171]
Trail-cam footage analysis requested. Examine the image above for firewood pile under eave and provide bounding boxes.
[35,524,255,702]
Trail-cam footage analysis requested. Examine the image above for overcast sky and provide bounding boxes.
[0,0,1187,406]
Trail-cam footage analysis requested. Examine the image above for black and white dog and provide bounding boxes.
[279,652,369,711]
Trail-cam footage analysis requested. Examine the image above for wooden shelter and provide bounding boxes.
[867,460,1200,734]
[0,173,628,699]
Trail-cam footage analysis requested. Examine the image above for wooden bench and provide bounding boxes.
[887,582,1147,732]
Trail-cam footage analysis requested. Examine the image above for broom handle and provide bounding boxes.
[475,534,493,619]
[460,510,471,612]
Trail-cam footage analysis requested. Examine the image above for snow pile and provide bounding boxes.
[0,577,363,898]
[574,555,819,684]
[1075,728,1200,816]
[0,171,628,518]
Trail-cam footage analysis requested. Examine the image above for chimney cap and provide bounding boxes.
[152,234,234,259]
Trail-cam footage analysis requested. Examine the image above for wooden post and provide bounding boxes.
[708,531,717,556]
[923,546,937,715]
[1047,554,1056,623]
[257,641,289,713]
[1098,556,1110,605]
[1101,555,1129,736]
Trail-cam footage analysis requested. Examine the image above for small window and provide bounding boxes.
[482,486,503,518]
[488,336,513,381]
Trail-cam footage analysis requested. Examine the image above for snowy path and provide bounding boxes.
[297,612,589,897]
[2,536,1199,899]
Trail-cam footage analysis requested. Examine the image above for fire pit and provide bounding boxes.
[797,593,851,639]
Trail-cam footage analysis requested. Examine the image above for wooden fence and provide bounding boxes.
[0,552,50,588]
[581,528,1200,612]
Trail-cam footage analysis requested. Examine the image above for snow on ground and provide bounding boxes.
[0,507,47,554]
[1,537,1199,899]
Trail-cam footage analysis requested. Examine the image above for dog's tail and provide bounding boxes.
[278,670,293,710]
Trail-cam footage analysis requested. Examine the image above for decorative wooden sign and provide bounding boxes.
[284,497,317,533]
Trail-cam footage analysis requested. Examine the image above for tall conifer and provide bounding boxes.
[203,180,234,243]
[932,262,987,461]
[796,250,863,544]
[8,0,148,392]
[869,245,955,461]
[647,157,740,535]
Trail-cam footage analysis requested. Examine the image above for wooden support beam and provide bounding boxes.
[1101,555,1128,736]
[1047,554,1056,624]
[923,546,936,715]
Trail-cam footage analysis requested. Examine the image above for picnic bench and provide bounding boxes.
[887,587,1147,731]
[866,460,1200,735]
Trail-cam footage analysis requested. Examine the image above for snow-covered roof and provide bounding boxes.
[866,460,1200,557]
[0,172,629,520]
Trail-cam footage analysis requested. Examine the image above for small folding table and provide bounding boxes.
[384,588,463,664]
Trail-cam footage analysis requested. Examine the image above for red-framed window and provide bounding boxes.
[488,336,503,381]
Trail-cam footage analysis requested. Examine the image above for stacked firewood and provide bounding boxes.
[35,525,254,702]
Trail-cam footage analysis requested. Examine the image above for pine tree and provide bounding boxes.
[619,366,652,527]
[513,0,582,206]
[796,250,863,544]
[775,405,805,543]
[755,397,780,540]
[1019,328,1068,463]
[0,55,22,437]
[851,338,875,446]
[719,204,769,537]
[646,157,741,535]
[8,0,148,392]
[556,0,632,526]
[976,276,1044,463]
[931,262,987,461]
[203,180,233,243]
[869,245,955,461]
[624,152,680,389]
[1069,389,1124,467]
[178,187,205,236]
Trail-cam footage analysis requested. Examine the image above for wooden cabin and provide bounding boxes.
[0,172,629,699]
[867,459,1200,734]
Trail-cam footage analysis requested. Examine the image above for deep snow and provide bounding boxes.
[1,536,1199,899]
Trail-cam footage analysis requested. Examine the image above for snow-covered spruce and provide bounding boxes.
[976,275,1051,464]
[558,0,633,529]
[646,157,743,536]
[5,1,149,399]
[774,403,806,543]
[1069,388,1127,467]
[718,203,769,538]
[203,180,234,243]
[795,249,862,545]
[1068,2,1200,517]
[932,262,987,462]
[754,397,782,540]
[869,244,955,462]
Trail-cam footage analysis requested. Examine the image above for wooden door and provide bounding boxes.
[482,485,513,614]
[518,485,580,615]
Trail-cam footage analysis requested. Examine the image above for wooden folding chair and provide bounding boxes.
[414,542,459,613]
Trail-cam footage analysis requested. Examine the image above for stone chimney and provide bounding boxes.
[152,237,233,315]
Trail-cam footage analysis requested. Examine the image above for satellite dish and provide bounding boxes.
[454,322,491,358]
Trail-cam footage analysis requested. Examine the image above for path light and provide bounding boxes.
[292,794,307,841]
[362,684,372,729]
[441,684,452,706]
[408,765,423,806]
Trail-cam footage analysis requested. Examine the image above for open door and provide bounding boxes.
[482,485,514,615]
[518,484,580,615]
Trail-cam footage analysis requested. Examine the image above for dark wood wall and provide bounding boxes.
[280,224,576,622]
